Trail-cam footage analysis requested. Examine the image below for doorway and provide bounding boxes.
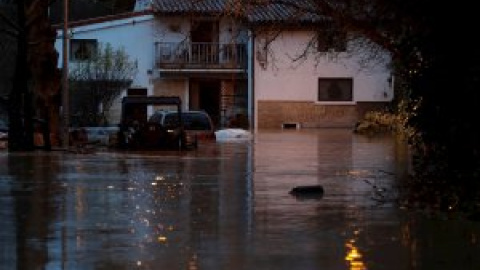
[191,20,218,43]
[190,80,220,128]
[190,20,219,63]
[199,81,220,128]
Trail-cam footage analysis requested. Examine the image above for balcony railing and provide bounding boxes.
[155,42,247,70]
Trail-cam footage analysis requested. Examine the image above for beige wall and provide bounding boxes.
[253,30,393,130]
[257,101,358,129]
[153,79,188,109]
[257,101,390,129]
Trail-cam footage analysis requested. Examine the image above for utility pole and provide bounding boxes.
[61,0,69,148]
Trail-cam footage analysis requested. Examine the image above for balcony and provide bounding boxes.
[155,42,247,77]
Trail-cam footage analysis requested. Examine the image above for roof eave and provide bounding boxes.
[52,10,154,29]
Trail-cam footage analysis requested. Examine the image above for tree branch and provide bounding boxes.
[0,26,18,38]
[311,0,401,59]
[0,9,19,37]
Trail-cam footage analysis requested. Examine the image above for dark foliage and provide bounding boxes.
[388,3,480,215]
[49,0,136,24]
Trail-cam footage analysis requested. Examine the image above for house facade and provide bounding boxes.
[54,0,393,131]
[252,29,392,129]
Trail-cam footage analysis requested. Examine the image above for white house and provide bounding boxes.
[54,0,393,130]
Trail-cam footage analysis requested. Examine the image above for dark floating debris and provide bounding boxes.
[289,185,324,200]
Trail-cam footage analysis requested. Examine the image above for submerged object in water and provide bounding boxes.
[289,185,324,200]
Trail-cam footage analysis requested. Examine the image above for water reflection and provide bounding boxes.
[0,129,479,269]
[345,231,366,270]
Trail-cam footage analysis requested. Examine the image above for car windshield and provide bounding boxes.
[164,112,211,130]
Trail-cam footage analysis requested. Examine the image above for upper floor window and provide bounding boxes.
[318,78,353,102]
[70,39,97,61]
[317,28,347,52]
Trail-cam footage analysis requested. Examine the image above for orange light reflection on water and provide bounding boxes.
[345,239,367,270]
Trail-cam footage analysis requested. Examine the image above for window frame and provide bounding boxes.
[69,39,98,62]
[317,78,353,102]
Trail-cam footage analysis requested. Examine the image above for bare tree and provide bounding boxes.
[69,43,138,127]
[1,0,136,150]
[0,0,61,151]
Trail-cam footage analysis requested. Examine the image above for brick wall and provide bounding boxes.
[355,101,390,120]
[257,100,359,129]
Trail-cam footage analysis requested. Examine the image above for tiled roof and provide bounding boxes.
[247,0,328,24]
[152,0,227,14]
[151,0,328,23]
[55,0,329,27]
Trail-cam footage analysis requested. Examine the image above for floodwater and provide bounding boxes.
[0,128,479,270]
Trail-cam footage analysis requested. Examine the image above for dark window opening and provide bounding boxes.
[70,39,98,61]
[318,78,353,102]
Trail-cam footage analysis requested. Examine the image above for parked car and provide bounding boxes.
[149,110,216,144]
[117,96,196,150]
[86,127,118,146]
[70,126,119,147]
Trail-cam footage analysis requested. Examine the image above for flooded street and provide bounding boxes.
[1,128,479,270]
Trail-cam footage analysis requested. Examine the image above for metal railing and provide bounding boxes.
[155,42,247,69]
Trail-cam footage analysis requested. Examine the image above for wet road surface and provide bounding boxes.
[1,128,479,270]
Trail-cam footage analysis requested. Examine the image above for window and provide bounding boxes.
[70,39,97,61]
[317,28,347,52]
[164,112,212,130]
[318,78,353,102]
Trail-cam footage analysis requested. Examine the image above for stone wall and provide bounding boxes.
[257,100,388,129]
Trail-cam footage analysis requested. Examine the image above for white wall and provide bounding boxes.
[152,17,190,43]
[55,14,155,89]
[55,14,155,124]
[253,31,393,102]
[219,17,249,44]
[149,17,250,111]
[152,79,189,110]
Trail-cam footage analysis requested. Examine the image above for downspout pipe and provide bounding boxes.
[247,30,255,131]
[61,0,69,148]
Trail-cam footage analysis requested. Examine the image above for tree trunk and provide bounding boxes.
[27,0,62,149]
[7,0,62,151]
[9,0,32,151]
